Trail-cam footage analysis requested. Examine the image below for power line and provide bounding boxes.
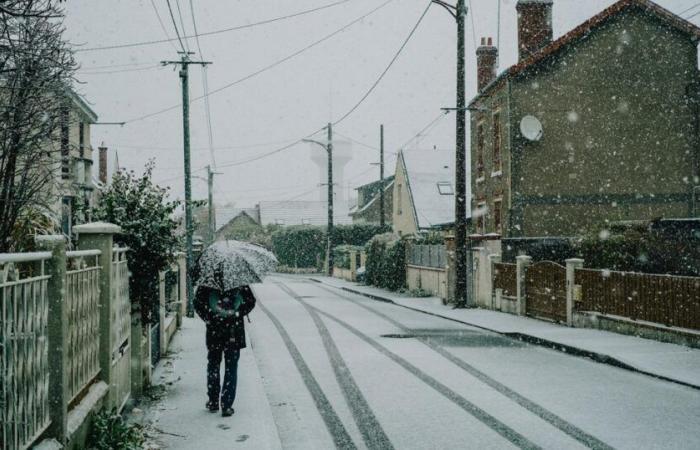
[399,110,449,150]
[150,0,181,53]
[188,0,216,168]
[679,2,700,16]
[125,0,394,123]
[175,0,191,52]
[332,0,431,126]
[165,0,187,52]
[687,9,700,19]
[333,131,379,151]
[76,0,354,53]
[467,0,477,50]
[78,64,163,75]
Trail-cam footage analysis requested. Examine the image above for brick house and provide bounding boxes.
[470,0,700,238]
[349,176,394,225]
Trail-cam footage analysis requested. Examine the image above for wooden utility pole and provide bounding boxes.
[162,52,211,317]
[379,124,386,228]
[206,165,222,243]
[327,122,334,276]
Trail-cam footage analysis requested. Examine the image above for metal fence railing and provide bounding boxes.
[65,250,102,405]
[576,269,700,330]
[1,252,52,450]
[409,245,447,269]
[111,247,131,410]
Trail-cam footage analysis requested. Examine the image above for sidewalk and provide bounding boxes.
[141,317,281,449]
[311,276,700,390]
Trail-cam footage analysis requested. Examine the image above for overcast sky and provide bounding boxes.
[63,0,697,208]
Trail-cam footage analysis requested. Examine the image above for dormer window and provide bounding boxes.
[437,182,454,195]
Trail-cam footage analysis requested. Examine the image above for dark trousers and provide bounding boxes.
[207,341,240,409]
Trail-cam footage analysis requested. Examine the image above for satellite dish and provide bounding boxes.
[520,115,543,141]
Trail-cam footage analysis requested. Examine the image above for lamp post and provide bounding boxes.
[433,0,469,307]
[302,123,334,276]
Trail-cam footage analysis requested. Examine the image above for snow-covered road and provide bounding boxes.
[248,276,700,450]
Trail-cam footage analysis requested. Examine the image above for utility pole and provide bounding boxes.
[206,165,222,243]
[162,52,212,317]
[454,0,468,308]
[327,122,334,276]
[379,124,385,228]
[432,0,468,307]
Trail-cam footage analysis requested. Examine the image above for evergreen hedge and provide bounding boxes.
[271,223,389,269]
[365,233,407,291]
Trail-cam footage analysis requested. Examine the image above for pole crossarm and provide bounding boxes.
[431,0,457,20]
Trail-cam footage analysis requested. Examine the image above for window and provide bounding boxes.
[437,182,454,195]
[476,201,486,234]
[492,111,502,173]
[60,107,70,179]
[79,122,85,157]
[397,184,402,215]
[476,122,485,179]
[493,199,502,235]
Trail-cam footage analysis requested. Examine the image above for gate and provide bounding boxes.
[526,261,567,322]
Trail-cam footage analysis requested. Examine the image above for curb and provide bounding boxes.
[310,278,700,391]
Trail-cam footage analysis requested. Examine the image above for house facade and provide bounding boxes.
[470,0,700,238]
[393,148,458,236]
[51,91,99,237]
[349,176,394,225]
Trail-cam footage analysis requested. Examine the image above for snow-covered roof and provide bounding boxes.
[215,207,260,232]
[258,201,352,226]
[350,180,395,217]
[400,148,468,230]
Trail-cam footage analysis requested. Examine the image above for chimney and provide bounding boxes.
[98,142,108,184]
[516,0,553,61]
[476,37,498,92]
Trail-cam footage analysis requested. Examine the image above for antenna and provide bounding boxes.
[520,115,544,141]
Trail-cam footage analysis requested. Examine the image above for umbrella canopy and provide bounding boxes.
[194,240,278,292]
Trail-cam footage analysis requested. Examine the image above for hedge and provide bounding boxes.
[332,245,364,270]
[271,223,389,269]
[365,233,406,291]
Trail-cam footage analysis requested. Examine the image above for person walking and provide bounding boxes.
[192,240,277,417]
[196,284,256,417]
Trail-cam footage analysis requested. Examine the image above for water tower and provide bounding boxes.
[309,139,353,202]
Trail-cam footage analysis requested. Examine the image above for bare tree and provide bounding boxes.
[0,0,76,251]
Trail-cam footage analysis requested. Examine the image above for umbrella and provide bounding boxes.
[194,240,278,293]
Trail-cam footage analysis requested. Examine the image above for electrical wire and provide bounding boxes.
[189,0,216,168]
[399,111,450,150]
[467,0,477,50]
[150,0,181,53]
[78,64,163,76]
[76,0,354,53]
[174,0,191,52]
[125,0,394,123]
[165,0,187,53]
[686,9,700,19]
[333,131,379,151]
[680,2,700,16]
[332,0,431,126]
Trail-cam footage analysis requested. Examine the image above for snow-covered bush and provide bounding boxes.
[364,233,406,291]
[91,162,182,324]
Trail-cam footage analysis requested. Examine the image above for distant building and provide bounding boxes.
[470,0,700,238]
[49,90,99,238]
[257,200,352,227]
[349,176,394,225]
[393,149,460,236]
[215,207,262,241]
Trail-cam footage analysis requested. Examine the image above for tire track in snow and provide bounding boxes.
[256,300,356,449]
[274,281,395,450]
[276,281,541,450]
[311,282,615,450]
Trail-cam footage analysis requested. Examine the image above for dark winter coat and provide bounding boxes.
[195,285,256,350]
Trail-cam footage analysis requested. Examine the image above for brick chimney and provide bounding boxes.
[516,0,553,61]
[98,143,108,184]
[476,37,498,92]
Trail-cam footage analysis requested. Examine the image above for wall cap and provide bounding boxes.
[73,222,122,235]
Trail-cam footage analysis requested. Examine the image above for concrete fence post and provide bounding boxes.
[35,235,68,443]
[349,249,357,281]
[488,254,501,310]
[516,255,532,316]
[177,253,187,325]
[566,258,585,327]
[159,270,167,355]
[74,222,121,408]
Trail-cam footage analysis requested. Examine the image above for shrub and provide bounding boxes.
[88,408,144,450]
[271,224,389,269]
[364,233,407,291]
[332,245,363,269]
